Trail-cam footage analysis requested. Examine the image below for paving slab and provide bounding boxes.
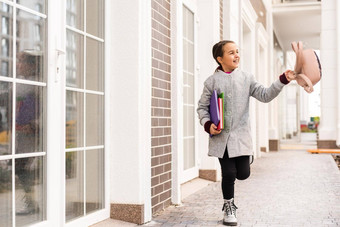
[144,149,340,226]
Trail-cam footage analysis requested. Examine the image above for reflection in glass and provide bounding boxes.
[86,38,104,91]
[86,94,103,146]
[86,149,104,214]
[66,151,84,222]
[66,91,84,148]
[0,159,12,226]
[16,9,45,82]
[0,3,13,77]
[0,82,12,156]
[86,0,104,38]
[66,0,84,31]
[66,30,84,88]
[15,156,45,226]
[15,84,45,154]
[16,0,46,14]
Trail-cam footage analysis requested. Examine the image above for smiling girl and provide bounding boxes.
[197,40,292,226]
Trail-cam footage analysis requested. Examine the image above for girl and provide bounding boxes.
[197,40,292,226]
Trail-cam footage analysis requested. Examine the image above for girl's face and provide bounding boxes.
[217,43,240,72]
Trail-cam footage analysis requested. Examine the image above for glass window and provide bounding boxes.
[86,149,104,214]
[16,0,46,14]
[0,1,47,225]
[86,37,103,92]
[65,151,84,221]
[182,6,195,170]
[66,91,84,148]
[0,159,12,226]
[0,3,13,78]
[86,94,104,146]
[15,156,45,225]
[65,0,105,221]
[15,84,45,154]
[16,9,46,82]
[66,0,84,31]
[0,82,12,156]
[66,30,84,88]
[86,0,104,38]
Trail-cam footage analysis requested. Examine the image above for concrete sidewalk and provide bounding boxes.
[144,149,340,226]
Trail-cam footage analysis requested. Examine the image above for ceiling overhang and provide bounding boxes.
[272,1,321,52]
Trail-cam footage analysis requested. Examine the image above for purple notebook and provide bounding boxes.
[210,90,220,126]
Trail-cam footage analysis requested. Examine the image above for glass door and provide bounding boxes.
[182,5,197,183]
[65,0,105,223]
[0,0,47,226]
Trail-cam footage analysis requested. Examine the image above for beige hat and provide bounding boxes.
[291,41,322,93]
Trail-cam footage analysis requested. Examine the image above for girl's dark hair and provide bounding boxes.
[212,40,235,72]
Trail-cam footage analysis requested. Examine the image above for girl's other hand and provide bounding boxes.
[210,123,222,135]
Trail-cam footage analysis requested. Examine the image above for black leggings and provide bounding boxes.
[218,147,251,200]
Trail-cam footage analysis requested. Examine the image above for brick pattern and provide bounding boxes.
[151,0,172,215]
[219,0,223,40]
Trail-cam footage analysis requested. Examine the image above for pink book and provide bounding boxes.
[217,97,223,130]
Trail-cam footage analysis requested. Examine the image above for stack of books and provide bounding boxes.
[210,90,224,130]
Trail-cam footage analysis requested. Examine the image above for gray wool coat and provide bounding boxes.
[197,68,286,158]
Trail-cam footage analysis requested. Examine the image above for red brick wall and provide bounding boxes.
[151,0,172,214]
[220,0,223,40]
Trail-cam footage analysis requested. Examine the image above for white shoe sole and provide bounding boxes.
[223,220,237,226]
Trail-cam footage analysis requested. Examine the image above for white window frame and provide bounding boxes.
[0,0,110,226]
[171,0,199,204]
[46,0,110,226]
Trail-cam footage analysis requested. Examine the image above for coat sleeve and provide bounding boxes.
[249,74,286,103]
[197,78,213,126]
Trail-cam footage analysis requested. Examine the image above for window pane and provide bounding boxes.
[16,10,45,82]
[0,159,12,226]
[183,40,188,71]
[183,6,195,171]
[66,30,84,88]
[86,94,103,146]
[0,3,13,78]
[183,106,194,137]
[66,91,84,148]
[16,0,46,14]
[0,82,12,156]
[86,0,104,38]
[182,7,187,38]
[86,149,104,214]
[66,0,84,30]
[65,151,84,222]
[187,9,194,42]
[183,138,195,170]
[15,84,45,154]
[86,38,103,91]
[15,156,45,225]
[188,43,194,73]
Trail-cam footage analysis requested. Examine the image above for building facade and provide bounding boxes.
[0,0,338,226]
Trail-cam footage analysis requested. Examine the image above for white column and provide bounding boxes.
[318,0,337,142]
[223,0,240,41]
[241,0,257,157]
[196,0,222,180]
[336,0,340,147]
[110,0,152,222]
